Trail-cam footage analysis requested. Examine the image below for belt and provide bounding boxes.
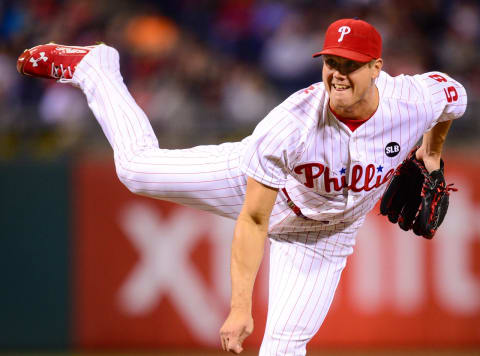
[281,188,334,225]
[281,188,309,220]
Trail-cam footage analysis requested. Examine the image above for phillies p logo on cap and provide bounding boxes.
[313,18,382,63]
[337,26,351,42]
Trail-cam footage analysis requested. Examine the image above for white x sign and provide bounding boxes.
[117,202,224,344]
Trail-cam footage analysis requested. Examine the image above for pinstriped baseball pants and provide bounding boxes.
[74,45,361,356]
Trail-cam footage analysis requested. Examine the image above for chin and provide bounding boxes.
[330,97,352,110]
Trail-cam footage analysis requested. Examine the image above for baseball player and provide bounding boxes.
[17,18,467,355]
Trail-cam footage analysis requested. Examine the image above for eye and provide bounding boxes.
[346,61,359,71]
[345,61,363,73]
[325,58,337,69]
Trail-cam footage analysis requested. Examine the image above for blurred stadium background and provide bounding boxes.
[0,0,479,355]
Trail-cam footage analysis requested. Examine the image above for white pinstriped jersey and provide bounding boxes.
[70,46,469,355]
[241,70,467,224]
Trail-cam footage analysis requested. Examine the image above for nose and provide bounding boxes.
[333,69,347,79]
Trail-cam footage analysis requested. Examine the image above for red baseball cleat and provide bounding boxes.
[17,43,96,81]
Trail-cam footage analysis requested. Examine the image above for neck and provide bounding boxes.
[330,84,379,120]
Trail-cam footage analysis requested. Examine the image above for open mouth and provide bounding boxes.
[332,83,351,91]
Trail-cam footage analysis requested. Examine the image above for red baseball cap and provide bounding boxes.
[313,18,382,63]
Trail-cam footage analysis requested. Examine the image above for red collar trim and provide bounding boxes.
[329,102,375,132]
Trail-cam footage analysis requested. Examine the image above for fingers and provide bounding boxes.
[219,312,253,354]
[232,343,243,354]
[220,326,251,354]
[220,335,243,354]
[227,337,243,354]
[221,335,227,351]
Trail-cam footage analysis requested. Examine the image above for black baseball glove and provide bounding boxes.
[380,147,456,239]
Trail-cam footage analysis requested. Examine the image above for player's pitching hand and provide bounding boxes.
[219,309,254,354]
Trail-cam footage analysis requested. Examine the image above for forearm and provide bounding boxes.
[418,120,452,157]
[220,177,277,353]
[416,120,452,172]
[230,212,269,312]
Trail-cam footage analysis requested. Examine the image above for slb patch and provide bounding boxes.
[385,142,400,157]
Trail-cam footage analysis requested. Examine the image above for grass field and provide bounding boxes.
[1,350,479,356]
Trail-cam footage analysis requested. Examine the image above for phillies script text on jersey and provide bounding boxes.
[294,163,395,192]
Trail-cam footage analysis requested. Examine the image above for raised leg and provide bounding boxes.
[73,45,248,219]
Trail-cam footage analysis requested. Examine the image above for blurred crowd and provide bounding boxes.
[0,0,479,158]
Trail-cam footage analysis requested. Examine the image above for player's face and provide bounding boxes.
[322,55,382,117]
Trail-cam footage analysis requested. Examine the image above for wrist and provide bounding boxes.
[230,302,252,313]
[423,149,441,159]
[416,146,441,161]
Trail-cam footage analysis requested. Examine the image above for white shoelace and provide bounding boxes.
[51,62,73,81]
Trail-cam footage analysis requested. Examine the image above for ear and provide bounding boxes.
[372,58,383,79]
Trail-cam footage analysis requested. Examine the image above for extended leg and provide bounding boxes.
[73,45,247,219]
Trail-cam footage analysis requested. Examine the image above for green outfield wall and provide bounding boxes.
[0,159,70,349]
